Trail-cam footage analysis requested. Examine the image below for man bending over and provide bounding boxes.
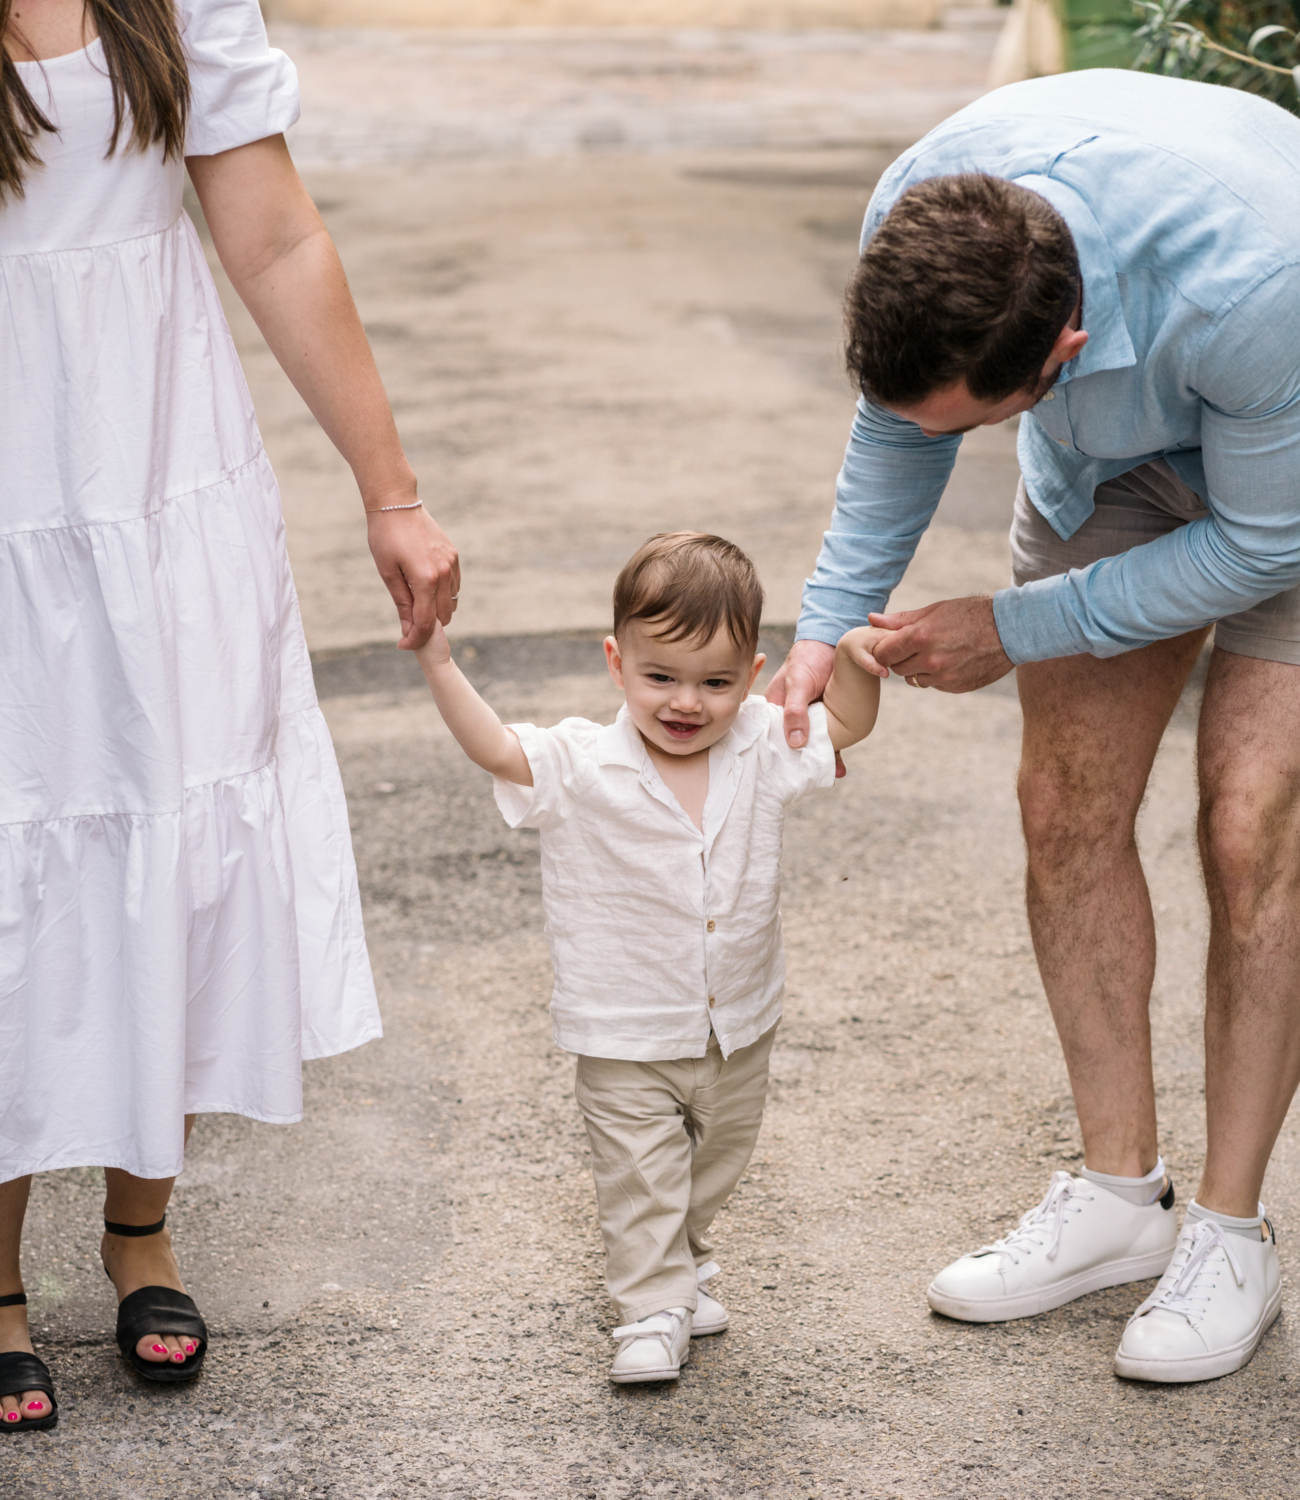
[768,68,1300,1383]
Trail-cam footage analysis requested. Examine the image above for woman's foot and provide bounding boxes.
[100,1227,199,1368]
[0,1297,53,1427]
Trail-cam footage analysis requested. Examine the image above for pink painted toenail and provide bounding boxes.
[172,1352,185,1362]
[26,1402,43,1412]
[185,1344,195,1353]
[5,1412,18,1421]
[151,1343,167,1353]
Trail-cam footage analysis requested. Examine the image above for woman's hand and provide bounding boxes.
[366,503,460,650]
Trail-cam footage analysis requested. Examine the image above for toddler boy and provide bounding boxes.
[415,532,885,1382]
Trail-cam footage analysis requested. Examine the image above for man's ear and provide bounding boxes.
[1049,323,1089,367]
[747,653,766,692]
[604,635,624,688]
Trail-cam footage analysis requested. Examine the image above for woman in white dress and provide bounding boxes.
[0,0,458,1428]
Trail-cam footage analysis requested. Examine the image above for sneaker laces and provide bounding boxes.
[974,1171,1094,1265]
[1131,1219,1244,1327]
[611,1308,687,1351]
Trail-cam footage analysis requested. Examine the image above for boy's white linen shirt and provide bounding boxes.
[493,697,836,1062]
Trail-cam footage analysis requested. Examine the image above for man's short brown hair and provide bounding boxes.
[613,532,764,655]
[845,173,1081,408]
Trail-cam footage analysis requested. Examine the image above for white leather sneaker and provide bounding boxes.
[692,1261,729,1336]
[927,1171,1178,1322]
[609,1307,692,1383]
[1114,1215,1281,1383]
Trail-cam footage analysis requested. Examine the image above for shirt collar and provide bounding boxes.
[596,704,647,769]
[1013,173,1136,388]
[714,696,767,757]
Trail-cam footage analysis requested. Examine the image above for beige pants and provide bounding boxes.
[574,1025,775,1323]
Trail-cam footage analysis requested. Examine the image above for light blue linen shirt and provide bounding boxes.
[797,70,1300,662]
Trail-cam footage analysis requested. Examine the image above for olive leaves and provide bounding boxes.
[1133,0,1300,111]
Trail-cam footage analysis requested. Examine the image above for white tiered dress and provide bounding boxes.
[0,1,381,1182]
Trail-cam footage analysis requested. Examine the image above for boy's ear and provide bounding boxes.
[746,653,766,692]
[604,635,624,688]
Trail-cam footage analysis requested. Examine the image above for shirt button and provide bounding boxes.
[1041,391,1055,402]
[708,996,716,1008]
[707,919,716,932]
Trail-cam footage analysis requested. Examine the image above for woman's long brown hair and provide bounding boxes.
[0,0,189,202]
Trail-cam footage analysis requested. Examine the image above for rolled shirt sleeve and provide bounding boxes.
[180,0,300,156]
[491,719,597,831]
[797,397,961,647]
[762,701,837,805]
[992,269,1300,662]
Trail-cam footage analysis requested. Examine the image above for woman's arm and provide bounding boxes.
[414,624,533,785]
[186,134,457,649]
[822,626,888,752]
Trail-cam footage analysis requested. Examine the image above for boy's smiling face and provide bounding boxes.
[604,620,765,757]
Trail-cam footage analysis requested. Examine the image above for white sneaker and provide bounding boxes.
[1114,1215,1281,1383]
[927,1170,1178,1322]
[692,1261,729,1336]
[609,1307,692,1383]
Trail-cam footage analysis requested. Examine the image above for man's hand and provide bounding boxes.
[367,503,461,650]
[766,639,838,748]
[867,596,1013,693]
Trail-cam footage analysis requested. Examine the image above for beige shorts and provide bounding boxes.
[1009,459,1300,665]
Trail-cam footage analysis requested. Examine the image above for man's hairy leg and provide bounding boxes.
[1197,649,1300,1217]
[1017,631,1209,1177]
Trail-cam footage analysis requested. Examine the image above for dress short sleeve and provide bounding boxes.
[492,718,600,832]
[179,0,300,156]
[757,699,837,806]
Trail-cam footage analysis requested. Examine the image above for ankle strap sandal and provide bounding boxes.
[103,1217,209,1384]
[0,1293,59,1432]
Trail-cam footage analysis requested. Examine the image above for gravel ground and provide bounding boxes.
[7,23,1299,1500]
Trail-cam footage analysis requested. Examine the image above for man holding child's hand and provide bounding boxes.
[769,67,1300,1384]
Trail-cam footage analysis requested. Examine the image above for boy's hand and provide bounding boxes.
[415,616,452,670]
[836,625,892,678]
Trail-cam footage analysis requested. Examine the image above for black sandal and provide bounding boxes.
[0,1294,58,1433]
[104,1217,208,1384]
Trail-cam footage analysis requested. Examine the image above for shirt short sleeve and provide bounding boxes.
[756,699,837,806]
[491,719,599,832]
[179,0,300,156]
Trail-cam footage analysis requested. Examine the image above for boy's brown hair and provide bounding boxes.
[613,533,764,655]
[845,172,1081,408]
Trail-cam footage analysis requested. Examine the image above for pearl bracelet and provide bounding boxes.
[365,500,423,513]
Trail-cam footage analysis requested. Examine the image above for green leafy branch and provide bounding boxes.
[1132,0,1300,113]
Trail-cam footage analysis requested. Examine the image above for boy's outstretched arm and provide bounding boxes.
[822,626,889,752]
[414,622,534,785]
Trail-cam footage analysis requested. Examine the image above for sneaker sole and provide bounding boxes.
[609,1347,690,1384]
[927,1246,1176,1323]
[1113,1284,1282,1384]
[690,1315,728,1337]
